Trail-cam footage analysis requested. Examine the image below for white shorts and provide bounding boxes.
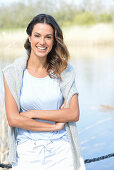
[12,139,74,170]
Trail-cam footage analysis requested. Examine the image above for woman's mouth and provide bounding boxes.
[37,46,47,50]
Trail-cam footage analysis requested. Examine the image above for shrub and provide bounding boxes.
[74,12,96,25]
[98,13,112,23]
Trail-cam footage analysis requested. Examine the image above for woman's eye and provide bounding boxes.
[47,36,52,39]
[34,35,40,37]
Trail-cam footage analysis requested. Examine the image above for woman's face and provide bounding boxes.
[29,23,54,60]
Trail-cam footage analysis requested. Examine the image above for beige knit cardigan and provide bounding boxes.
[2,54,86,170]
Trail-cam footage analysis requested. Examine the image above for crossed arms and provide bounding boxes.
[3,76,79,132]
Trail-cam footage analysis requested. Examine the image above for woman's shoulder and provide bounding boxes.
[2,54,28,74]
[61,62,75,78]
[59,62,76,87]
[2,62,15,75]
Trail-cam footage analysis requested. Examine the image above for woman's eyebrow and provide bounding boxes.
[34,32,53,36]
[33,32,40,34]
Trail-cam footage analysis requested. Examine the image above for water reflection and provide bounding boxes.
[69,46,114,170]
[70,47,114,106]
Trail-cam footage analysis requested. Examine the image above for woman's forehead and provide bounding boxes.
[32,23,54,34]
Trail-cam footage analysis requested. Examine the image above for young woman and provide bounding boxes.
[3,14,86,170]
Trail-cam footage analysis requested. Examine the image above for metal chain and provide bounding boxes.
[0,153,114,168]
[0,164,12,169]
[84,153,114,163]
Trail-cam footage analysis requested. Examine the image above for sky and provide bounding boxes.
[0,0,113,6]
[0,0,114,11]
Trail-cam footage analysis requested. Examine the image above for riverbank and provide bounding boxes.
[64,23,114,46]
[0,23,114,61]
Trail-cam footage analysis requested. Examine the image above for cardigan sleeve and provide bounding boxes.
[60,63,79,100]
[2,64,19,106]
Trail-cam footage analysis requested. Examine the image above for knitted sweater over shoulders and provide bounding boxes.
[2,54,86,170]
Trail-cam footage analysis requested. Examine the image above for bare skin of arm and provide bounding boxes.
[3,76,65,131]
[21,94,80,123]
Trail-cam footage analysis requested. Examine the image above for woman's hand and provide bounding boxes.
[20,110,33,119]
[20,101,66,119]
[54,122,65,131]
[19,101,67,131]
[20,110,65,131]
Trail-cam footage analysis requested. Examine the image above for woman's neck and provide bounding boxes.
[26,54,48,77]
[27,54,47,71]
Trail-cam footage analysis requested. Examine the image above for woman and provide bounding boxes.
[3,14,86,170]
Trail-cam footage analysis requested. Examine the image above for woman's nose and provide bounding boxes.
[39,37,45,45]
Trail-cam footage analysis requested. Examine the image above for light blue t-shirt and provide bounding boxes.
[16,69,68,144]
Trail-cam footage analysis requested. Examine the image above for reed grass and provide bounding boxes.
[0,23,114,63]
[0,24,114,59]
[64,23,114,47]
[0,104,9,167]
[0,30,26,62]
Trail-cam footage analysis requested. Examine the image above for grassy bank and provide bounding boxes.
[63,23,114,46]
[0,23,114,59]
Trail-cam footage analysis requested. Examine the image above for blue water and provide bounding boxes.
[70,53,114,170]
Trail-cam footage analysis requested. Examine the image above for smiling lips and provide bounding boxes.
[37,46,47,50]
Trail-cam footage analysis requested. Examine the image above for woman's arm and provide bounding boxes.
[21,94,80,123]
[3,76,65,131]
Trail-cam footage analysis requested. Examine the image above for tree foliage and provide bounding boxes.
[74,12,96,25]
[0,0,113,29]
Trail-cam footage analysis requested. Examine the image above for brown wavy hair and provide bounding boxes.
[24,14,70,79]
